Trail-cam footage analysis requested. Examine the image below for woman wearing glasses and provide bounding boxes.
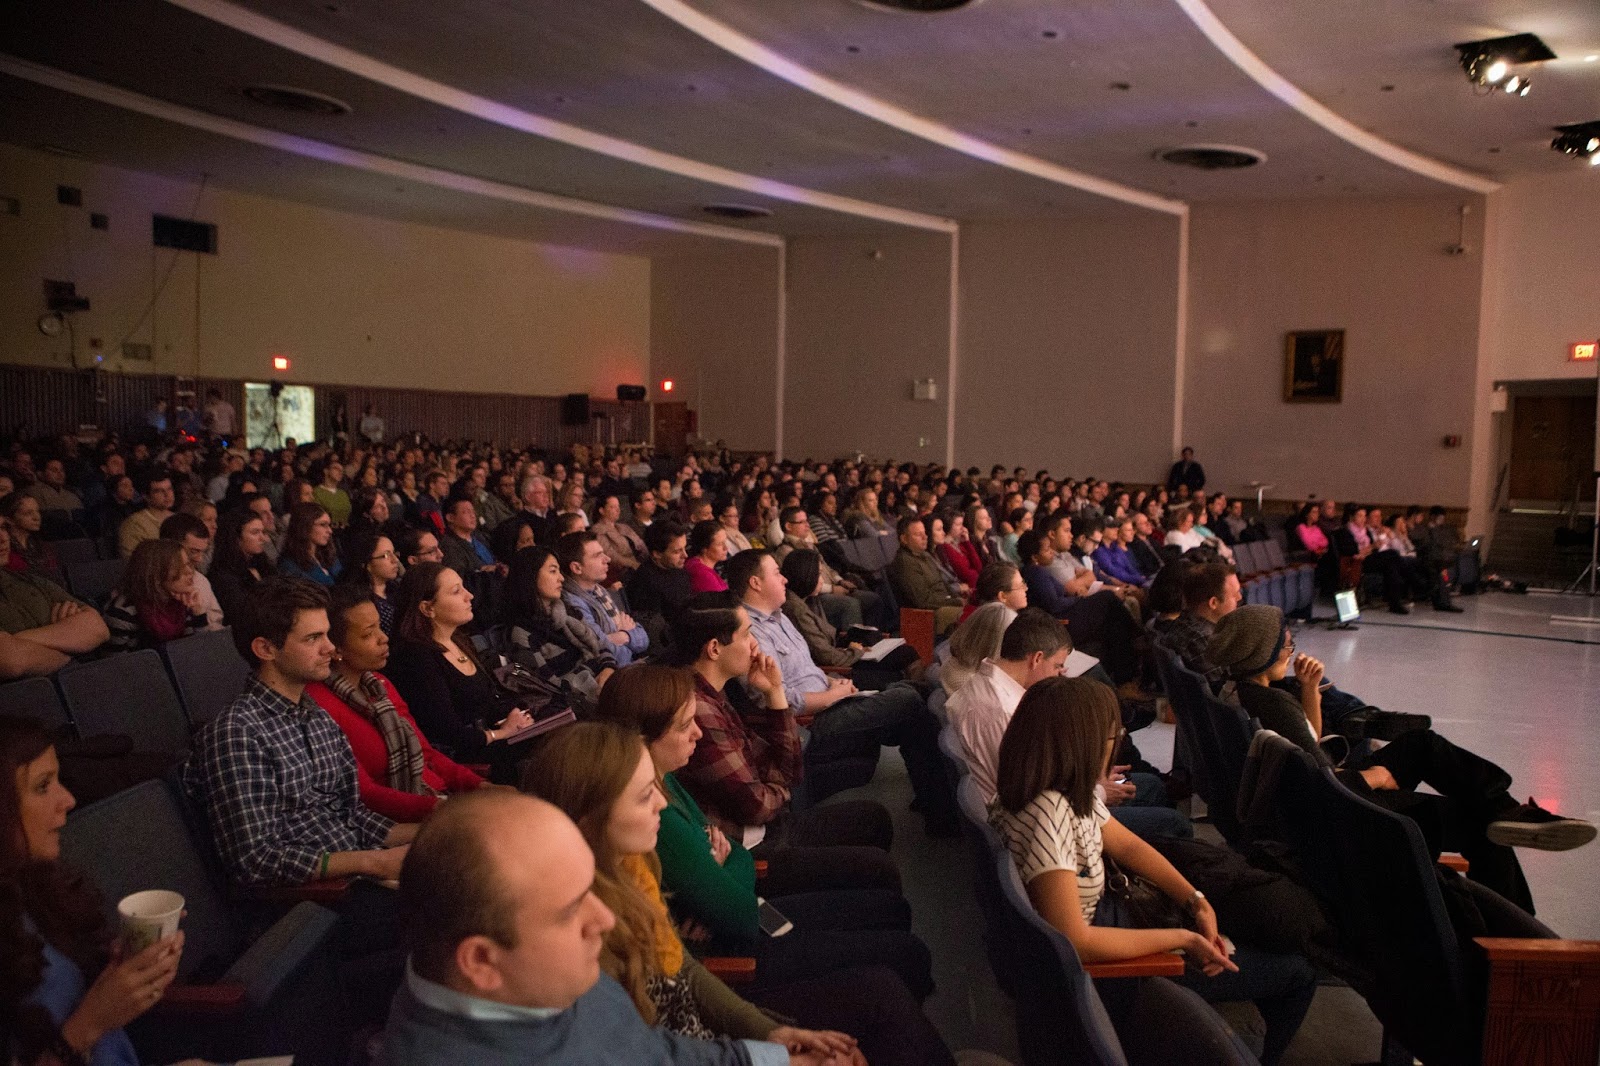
[342,528,402,635]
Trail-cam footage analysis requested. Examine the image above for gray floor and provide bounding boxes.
[834,589,1600,1063]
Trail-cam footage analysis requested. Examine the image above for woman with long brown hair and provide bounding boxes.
[523,722,957,1066]
[991,677,1314,1066]
[276,503,342,587]
[101,540,207,653]
[1,715,185,1065]
[385,562,532,782]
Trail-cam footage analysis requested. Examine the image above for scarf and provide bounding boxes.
[325,669,435,796]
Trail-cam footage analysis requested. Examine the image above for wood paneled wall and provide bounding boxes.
[0,363,648,450]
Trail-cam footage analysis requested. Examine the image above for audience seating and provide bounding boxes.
[901,607,936,665]
[61,778,346,1064]
[0,675,73,732]
[56,649,193,755]
[65,556,125,606]
[1154,648,1237,841]
[955,776,1254,1065]
[48,535,102,571]
[162,627,251,728]
[1249,730,1600,1066]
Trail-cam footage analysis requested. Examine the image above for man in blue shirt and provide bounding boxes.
[382,789,809,1065]
[725,550,956,836]
[558,531,649,665]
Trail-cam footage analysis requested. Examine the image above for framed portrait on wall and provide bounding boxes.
[1284,329,1344,403]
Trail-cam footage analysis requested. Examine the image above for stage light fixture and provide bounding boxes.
[1551,121,1600,165]
[1455,33,1555,97]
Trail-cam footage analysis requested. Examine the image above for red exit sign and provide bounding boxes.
[1572,341,1598,362]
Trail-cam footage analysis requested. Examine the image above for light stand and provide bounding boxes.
[1560,353,1599,595]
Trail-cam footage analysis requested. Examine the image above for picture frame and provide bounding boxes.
[1284,329,1344,403]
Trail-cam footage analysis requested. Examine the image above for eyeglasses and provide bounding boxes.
[370,550,397,562]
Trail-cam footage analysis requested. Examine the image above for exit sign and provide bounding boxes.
[1572,341,1598,362]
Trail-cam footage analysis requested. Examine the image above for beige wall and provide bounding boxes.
[957,215,1182,481]
[0,144,650,396]
[649,243,781,451]
[1183,194,1486,508]
[1481,171,1600,384]
[783,232,953,461]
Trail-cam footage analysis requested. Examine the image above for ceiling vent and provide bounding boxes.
[243,84,353,116]
[853,0,978,11]
[1156,144,1266,170]
[702,203,774,220]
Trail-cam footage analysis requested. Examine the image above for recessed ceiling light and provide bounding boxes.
[1454,33,1554,98]
[243,84,352,116]
[1380,84,1395,92]
[845,44,861,53]
[1585,55,1598,62]
[1157,144,1266,170]
[852,0,976,11]
[1041,30,1059,39]
[1109,82,1132,91]
[702,203,773,220]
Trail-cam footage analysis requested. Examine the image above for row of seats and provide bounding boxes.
[1233,541,1314,615]
[0,628,249,752]
[929,694,1256,1066]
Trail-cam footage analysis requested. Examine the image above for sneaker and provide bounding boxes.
[1487,799,1598,852]
[1342,706,1431,741]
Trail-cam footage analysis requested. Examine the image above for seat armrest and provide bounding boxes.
[1437,853,1469,873]
[157,982,248,1015]
[701,957,758,985]
[1475,937,1600,1066]
[223,901,340,1008]
[1085,952,1186,979]
[753,859,768,879]
[248,877,352,904]
[821,665,852,676]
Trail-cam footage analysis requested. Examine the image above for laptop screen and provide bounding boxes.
[1334,590,1360,623]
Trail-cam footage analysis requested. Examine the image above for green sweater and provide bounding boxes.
[656,772,761,944]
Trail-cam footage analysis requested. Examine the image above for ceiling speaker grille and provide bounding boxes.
[1157,145,1266,170]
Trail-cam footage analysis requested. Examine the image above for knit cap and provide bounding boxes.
[1206,604,1287,680]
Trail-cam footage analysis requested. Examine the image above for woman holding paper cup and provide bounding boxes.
[1,714,186,1065]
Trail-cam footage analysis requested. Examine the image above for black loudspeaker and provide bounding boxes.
[616,384,646,402]
[561,393,591,426]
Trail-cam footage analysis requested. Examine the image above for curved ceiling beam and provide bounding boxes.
[1170,0,1501,194]
[164,0,956,233]
[636,0,1187,217]
[0,54,784,247]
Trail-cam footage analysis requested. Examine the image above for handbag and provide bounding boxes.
[1099,855,1196,933]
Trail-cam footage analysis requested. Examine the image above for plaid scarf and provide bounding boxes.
[325,669,435,797]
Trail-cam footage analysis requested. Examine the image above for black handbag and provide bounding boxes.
[1100,855,1196,933]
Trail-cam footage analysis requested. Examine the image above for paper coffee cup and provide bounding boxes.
[117,890,184,954]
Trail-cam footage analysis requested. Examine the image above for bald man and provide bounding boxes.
[381,791,827,1064]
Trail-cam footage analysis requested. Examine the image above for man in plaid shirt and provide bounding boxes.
[183,579,420,887]
[669,595,893,859]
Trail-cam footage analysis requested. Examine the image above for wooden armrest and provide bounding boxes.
[248,877,352,904]
[753,860,768,879]
[158,982,248,1014]
[1084,952,1186,979]
[899,608,935,665]
[793,710,816,727]
[821,664,852,676]
[1437,852,1469,873]
[702,956,758,985]
[1475,937,1600,1066]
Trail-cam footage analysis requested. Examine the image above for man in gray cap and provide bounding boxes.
[1209,604,1594,915]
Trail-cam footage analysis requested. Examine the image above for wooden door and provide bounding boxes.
[1509,394,1596,502]
[652,401,692,458]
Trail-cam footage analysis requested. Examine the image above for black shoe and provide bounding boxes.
[1342,706,1431,741]
[1487,799,1597,852]
[1433,601,1465,613]
[1388,603,1411,615]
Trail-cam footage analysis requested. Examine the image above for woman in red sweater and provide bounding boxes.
[308,583,487,821]
[935,511,983,589]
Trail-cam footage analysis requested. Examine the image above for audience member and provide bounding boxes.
[1210,605,1596,914]
[685,519,731,594]
[772,506,875,632]
[559,531,648,667]
[382,790,802,1065]
[183,578,418,887]
[0,521,109,680]
[117,469,174,560]
[1,716,188,1065]
[277,502,344,586]
[991,677,1314,1066]
[0,494,59,582]
[625,521,693,633]
[158,512,224,628]
[886,516,964,635]
[1015,528,1142,686]
[102,539,208,653]
[307,583,487,821]
[440,496,503,578]
[340,528,401,633]
[502,545,617,708]
[210,505,272,630]
[387,562,533,780]
[940,600,1015,698]
[591,491,646,574]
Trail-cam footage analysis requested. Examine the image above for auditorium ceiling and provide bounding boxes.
[1,0,1595,243]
